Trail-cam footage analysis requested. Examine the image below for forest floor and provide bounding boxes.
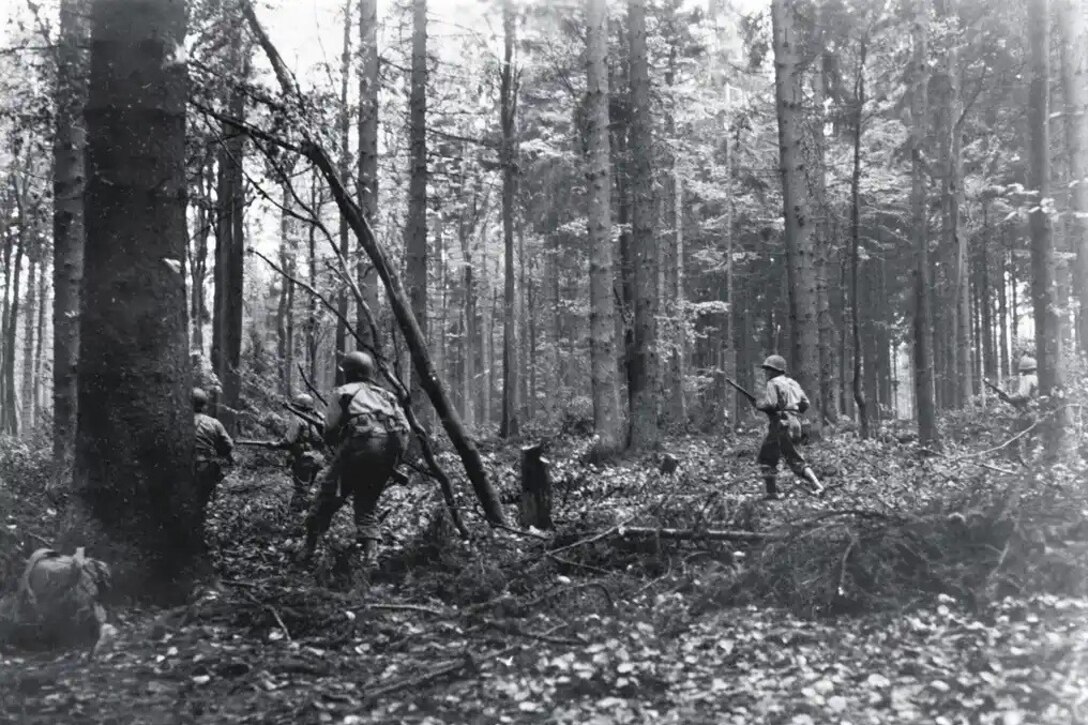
[2,425,1088,724]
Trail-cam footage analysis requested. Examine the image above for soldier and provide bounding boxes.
[755,355,824,500]
[193,387,234,510]
[279,393,326,513]
[1008,355,1038,407]
[300,351,410,568]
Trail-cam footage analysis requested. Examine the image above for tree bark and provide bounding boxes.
[586,0,623,454]
[2,217,25,436]
[53,0,89,462]
[849,38,869,439]
[405,0,429,421]
[1027,0,1069,458]
[910,0,938,446]
[33,247,47,424]
[357,0,380,351]
[1058,0,1088,355]
[626,0,659,449]
[20,244,38,432]
[499,0,519,438]
[73,0,200,597]
[518,444,552,530]
[771,0,822,435]
[335,0,352,383]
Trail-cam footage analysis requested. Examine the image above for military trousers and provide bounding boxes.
[195,458,225,511]
[757,414,808,479]
[304,432,406,543]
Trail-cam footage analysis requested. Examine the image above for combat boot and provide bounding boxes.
[802,467,825,496]
[763,476,781,501]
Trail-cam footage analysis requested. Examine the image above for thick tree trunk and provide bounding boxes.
[910,0,938,446]
[626,0,659,449]
[53,0,88,462]
[499,0,519,438]
[72,0,199,597]
[2,226,24,436]
[586,0,623,454]
[1027,0,1069,457]
[518,444,552,530]
[357,0,379,350]
[849,39,869,438]
[1058,0,1088,355]
[406,0,429,421]
[771,0,822,435]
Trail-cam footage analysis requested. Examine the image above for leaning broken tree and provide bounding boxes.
[238,0,505,526]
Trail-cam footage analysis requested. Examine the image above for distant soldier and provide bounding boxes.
[755,355,824,500]
[279,393,326,513]
[300,351,410,568]
[1008,356,1038,407]
[193,387,234,510]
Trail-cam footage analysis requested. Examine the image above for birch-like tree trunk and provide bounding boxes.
[586,0,623,454]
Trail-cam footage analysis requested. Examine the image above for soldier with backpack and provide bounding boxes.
[300,351,410,568]
[754,355,824,500]
[192,387,234,510]
[278,393,326,513]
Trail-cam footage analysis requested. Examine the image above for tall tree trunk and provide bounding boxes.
[306,172,319,382]
[3,221,25,436]
[910,0,938,446]
[212,16,245,426]
[586,0,623,453]
[499,0,519,438]
[335,0,352,382]
[189,155,213,352]
[849,38,869,438]
[53,0,88,463]
[33,250,47,424]
[626,0,659,449]
[276,180,293,395]
[357,0,379,350]
[980,206,996,380]
[72,0,199,597]
[406,0,429,421]
[1058,0,1088,355]
[771,0,822,434]
[20,246,38,432]
[1027,0,1069,457]
[998,228,1010,378]
[814,55,838,426]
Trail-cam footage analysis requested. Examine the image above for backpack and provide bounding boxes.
[340,383,409,441]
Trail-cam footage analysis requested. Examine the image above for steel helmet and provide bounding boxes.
[1018,356,1037,373]
[340,350,376,381]
[192,387,209,410]
[292,393,315,410]
[761,354,788,373]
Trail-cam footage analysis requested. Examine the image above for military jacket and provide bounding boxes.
[195,413,234,461]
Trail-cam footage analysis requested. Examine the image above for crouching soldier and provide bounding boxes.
[755,355,824,500]
[300,351,410,569]
[193,387,234,510]
[280,393,326,513]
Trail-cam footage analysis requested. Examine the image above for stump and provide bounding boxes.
[518,444,553,530]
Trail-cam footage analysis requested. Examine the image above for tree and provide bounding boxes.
[586,0,623,454]
[849,35,869,438]
[406,0,429,419]
[53,0,88,463]
[357,0,379,350]
[627,0,659,449]
[335,0,352,383]
[1058,0,1088,354]
[212,1,246,426]
[1027,0,1068,457]
[499,0,519,438]
[910,0,938,446]
[71,0,199,596]
[770,0,821,435]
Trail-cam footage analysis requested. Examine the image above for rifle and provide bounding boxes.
[983,379,1013,405]
[236,439,283,449]
[284,402,325,430]
[725,378,758,406]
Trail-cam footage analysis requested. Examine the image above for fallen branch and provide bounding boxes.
[616,526,781,542]
[363,642,523,701]
[365,602,448,617]
[244,592,291,642]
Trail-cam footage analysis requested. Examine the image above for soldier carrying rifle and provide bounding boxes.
[728,355,824,500]
[984,355,1038,458]
[236,394,327,513]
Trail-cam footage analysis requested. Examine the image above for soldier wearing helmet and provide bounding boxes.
[754,355,824,500]
[1008,355,1038,407]
[301,350,410,569]
[192,387,234,510]
[278,392,326,513]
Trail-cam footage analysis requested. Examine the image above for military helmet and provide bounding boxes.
[292,393,315,410]
[192,387,209,410]
[761,354,788,374]
[340,350,376,381]
[1018,355,1037,373]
